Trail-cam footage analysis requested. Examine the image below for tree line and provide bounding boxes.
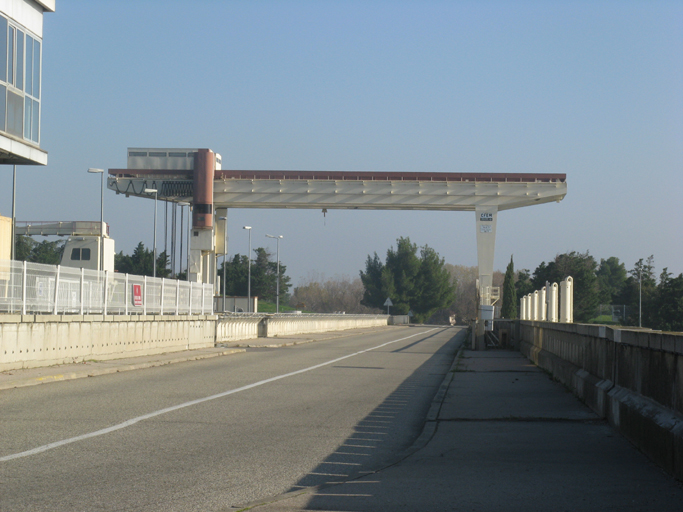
[500,252,683,331]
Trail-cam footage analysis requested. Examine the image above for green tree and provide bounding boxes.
[360,237,455,323]
[14,235,35,261]
[515,269,534,298]
[596,256,627,305]
[220,248,291,303]
[13,235,65,264]
[360,253,386,309]
[501,256,517,319]
[412,245,456,323]
[619,256,657,327]
[655,269,683,332]
[115,242,170,277]
[531,251,599,323]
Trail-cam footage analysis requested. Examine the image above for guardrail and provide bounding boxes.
[0,259,213,315]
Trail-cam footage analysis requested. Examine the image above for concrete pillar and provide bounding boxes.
[474,207,498,350]
[189,149,217,284]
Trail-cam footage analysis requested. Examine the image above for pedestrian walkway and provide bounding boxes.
[241,348,683,511]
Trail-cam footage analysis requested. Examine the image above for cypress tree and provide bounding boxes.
[501,255,518,319]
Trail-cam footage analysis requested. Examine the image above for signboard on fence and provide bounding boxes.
[133,284,142,306]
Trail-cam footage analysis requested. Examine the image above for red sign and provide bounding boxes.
[133,284,142,306]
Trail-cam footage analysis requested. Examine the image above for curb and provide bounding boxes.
[0,348,246,391]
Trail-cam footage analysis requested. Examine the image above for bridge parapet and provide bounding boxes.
[497,320,683,481]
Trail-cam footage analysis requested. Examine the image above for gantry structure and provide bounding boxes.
[108,148,567,322]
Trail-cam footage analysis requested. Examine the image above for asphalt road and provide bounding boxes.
[0,325,463,511]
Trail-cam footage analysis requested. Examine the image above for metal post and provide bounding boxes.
[176,279,180,315]
[143,276,147,316]
[53,265,60,316]
[153,192,157,278]
[125,274,129,315]
[80,268,85,315]
[639,269,642,328]
[160,277,165,315]
[243,226,252,312]
[11,165,16,260]
[21,260,27,315]
[103,270,109,316]
[187,205,192,281]
[266,234,283,313]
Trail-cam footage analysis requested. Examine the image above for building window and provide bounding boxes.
[71,248,91,261]
[0,14,41,145]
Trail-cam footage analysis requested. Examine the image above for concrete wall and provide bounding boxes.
[497,320,683,481]
[0,314,217,371]
[256,314,388,338]
[215,316,261,343]
[1,313,391,371]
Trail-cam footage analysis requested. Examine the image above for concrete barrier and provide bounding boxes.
[497,319,683,481]
[215,315,261,343]
[0,314,217,371]
[0,313,390,373]
[256,314,388,337]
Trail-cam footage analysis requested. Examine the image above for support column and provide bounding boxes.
[474,207,498,350]
[189,149,216,284]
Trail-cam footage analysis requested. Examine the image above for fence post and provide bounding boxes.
[21,260,27,315]
[125,274,129,315]
[201,283,205,315]
[143,275,147,316]
[160,278,165,315]
[80,268,85,315]
[189,281,193,314]
[103,270,109,316]
[53,265,61,315]
[175,279,180,315]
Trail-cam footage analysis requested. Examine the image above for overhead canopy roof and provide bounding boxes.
[108,170,567,212]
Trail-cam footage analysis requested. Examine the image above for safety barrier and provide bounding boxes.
[497,319,683,482]
[216,313,389,341]
[0,314,217,371]
[519,276,572,322]
[0,259,213,315]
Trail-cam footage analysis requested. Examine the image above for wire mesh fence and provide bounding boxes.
[0,259,213,315]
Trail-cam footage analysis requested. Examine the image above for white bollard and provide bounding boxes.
[538,286,547,321]
[547,282,559,322]
[520,296,527,320]
[531,291,539,321]
[560,276,574,323]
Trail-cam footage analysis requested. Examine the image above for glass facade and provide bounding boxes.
[0,13,41,145]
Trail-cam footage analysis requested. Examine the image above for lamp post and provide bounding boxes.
[144,188,158,278]
[219,216,228,312]
[87,168,105,271]
[243,226,252,312]
[266,234,283,313]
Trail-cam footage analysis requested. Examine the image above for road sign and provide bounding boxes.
[383,298,393,307]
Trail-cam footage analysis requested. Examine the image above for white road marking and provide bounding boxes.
[1,327,441,462]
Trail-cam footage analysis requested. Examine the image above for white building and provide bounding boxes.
[0,0,54,166]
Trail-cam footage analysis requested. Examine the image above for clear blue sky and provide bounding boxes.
[1,0,681,285]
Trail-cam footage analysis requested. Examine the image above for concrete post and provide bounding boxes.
[475,207,498,350]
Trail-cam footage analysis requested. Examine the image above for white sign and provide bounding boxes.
[479,224,492,233]
[479,213,493,221]
[383,298,393,307]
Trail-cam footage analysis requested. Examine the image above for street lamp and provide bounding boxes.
[266,234,283,313]
[243,226,252,312]
[87,168,105,271]
[219,216,228,312]
[144,188,158,278]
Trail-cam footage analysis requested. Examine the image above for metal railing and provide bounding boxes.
[0,259,213,315]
